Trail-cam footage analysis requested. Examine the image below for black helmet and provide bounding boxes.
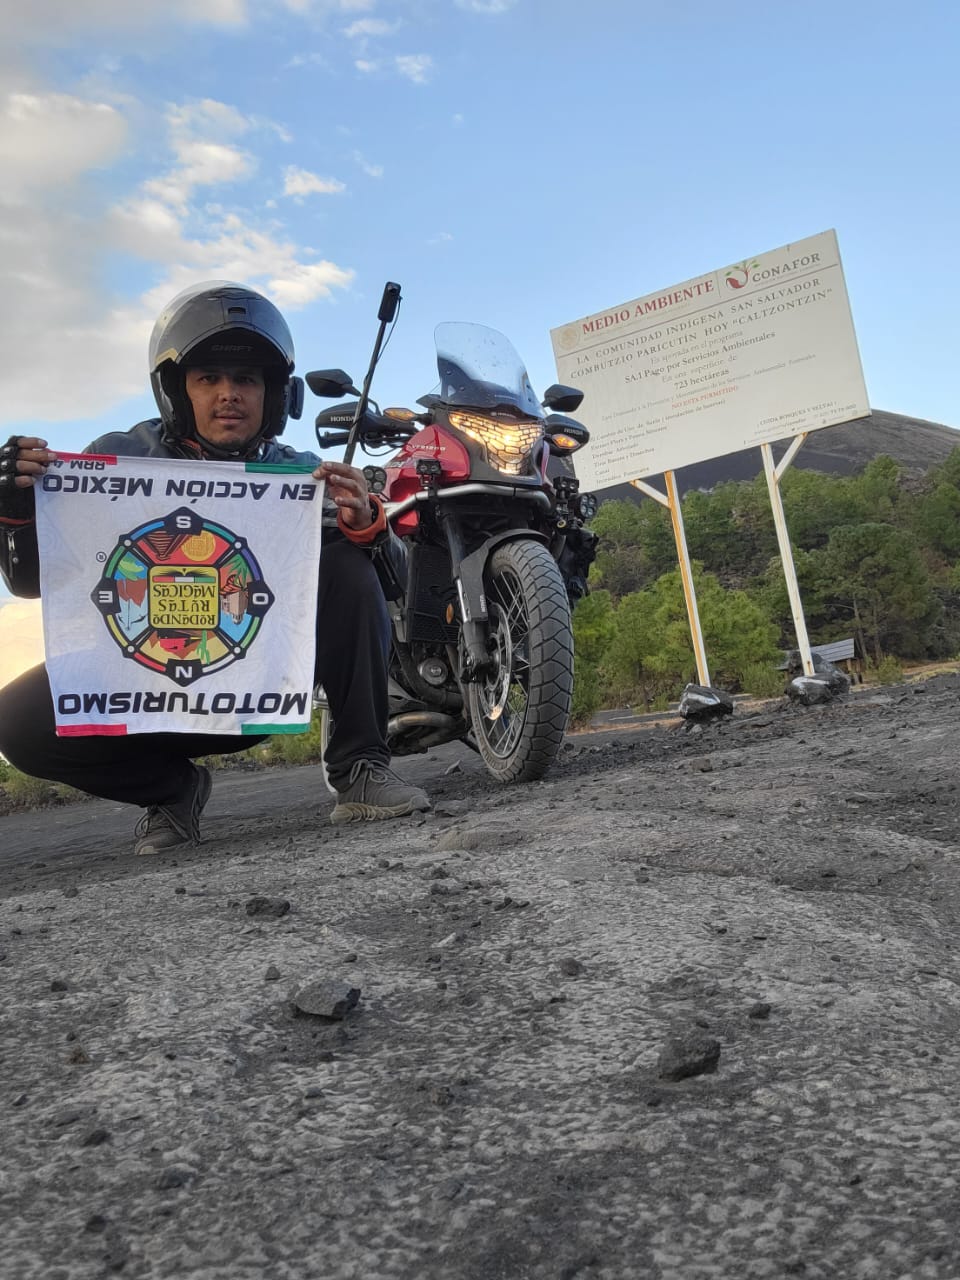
[149,280,303,453]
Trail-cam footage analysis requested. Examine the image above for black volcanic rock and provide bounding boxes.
[589,410,960,503]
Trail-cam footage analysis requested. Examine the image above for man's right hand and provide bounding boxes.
[0,437,55,491]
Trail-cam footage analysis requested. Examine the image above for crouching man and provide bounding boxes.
[0,281,429,854]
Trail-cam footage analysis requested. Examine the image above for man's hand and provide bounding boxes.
[0,437,56,491]
[314,459,374,532]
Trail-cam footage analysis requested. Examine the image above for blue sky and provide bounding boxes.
[1,0,958,661]
[3,0,958,448]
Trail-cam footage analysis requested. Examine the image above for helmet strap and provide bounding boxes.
[192,428,266,462]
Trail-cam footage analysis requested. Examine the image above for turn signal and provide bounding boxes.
[550,433,579,452]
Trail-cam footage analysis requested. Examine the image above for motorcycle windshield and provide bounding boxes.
[434,322,544,419]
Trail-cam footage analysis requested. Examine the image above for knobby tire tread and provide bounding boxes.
[468,540,574,784]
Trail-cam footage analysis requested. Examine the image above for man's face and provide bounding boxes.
[184,366,266,450]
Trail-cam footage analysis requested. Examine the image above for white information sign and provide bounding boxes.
[551,230,869,491]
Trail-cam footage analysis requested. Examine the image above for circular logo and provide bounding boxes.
[555,325,581,353]
[91,507,274,685]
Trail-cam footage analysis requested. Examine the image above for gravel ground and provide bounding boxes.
[2,676,960,1280]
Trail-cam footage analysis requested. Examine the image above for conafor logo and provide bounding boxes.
[91,507,275,686]
[723,259,760,290]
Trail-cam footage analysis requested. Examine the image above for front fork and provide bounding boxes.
[437,507,553,683]
[436,507,491,682]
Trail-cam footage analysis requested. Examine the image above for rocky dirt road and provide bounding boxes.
[2,676,960,1280]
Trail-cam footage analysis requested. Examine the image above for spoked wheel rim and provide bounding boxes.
[473,572,531,759]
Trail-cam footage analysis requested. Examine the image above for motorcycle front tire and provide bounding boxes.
[466,538,573,783]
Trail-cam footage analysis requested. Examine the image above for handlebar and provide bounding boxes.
[315,403,420,454]
[316,430,351,449]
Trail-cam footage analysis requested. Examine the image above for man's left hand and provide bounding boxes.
[314,460,373,532]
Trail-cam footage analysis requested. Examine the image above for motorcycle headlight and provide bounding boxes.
[447,411,542,476]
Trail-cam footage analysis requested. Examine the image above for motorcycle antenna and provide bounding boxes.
[343,280,402,465]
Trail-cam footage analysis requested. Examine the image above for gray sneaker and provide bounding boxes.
[330,760,431,824]
[134,765,213,855]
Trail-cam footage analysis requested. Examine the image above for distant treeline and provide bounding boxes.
[571,448,960,719]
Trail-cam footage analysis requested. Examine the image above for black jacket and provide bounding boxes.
[0,419,404,598]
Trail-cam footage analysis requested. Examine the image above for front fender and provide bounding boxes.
[458,528,550,624]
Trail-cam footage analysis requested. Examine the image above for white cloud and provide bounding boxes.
[269,121,295,144]
[395,54,433,84]
[0,92,127,200]
[0,89,150,421]
[110,197,186,261]
[0,210,154,423]
[0,4,374,430]
[0,0,247,42]
[283,166,347,197]
[0,88,355,425]
[344,18,398,38]
[167,99,250,138]
[353,150,383,178]
[455,0,517,12]
[0,0,380,44]
[146,140,255,210]
[139,100,257,209]
[286,51,326,68]
[127,214,354,312]
[354,59,378,73]
[269,260,354,307]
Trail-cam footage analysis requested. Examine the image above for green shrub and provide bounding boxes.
[197,744,271,772]
[872,655,904,685]
[570,658,603,728]
[261,710,327,766]
[604,566,780,707]
[3,769,83,810]
[737,662,787,698]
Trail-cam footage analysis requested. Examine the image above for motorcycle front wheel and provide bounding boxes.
[466,539,573,783]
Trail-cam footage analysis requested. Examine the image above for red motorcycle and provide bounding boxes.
[309,301,596,783]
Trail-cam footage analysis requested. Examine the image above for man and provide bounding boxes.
[0,280,430,853]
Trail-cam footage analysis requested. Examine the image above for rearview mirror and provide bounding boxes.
[542,384,584,413]
[306,368,360,398]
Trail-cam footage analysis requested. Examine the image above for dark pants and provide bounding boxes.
[0,537,390,807]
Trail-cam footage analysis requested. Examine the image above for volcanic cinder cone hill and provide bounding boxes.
[588,410,960,504]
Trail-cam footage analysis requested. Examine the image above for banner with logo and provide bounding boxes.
[35,453,324,737]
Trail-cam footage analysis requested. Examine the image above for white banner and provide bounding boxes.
[551,229,869,490]
[35,453,324,737]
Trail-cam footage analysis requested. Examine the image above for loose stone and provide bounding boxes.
[657,1032,721,1081]
[292,980,361,1020]
[245,897,291,918]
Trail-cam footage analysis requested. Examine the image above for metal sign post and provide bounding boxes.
[760,436,814,676]
[630,470,711,687]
